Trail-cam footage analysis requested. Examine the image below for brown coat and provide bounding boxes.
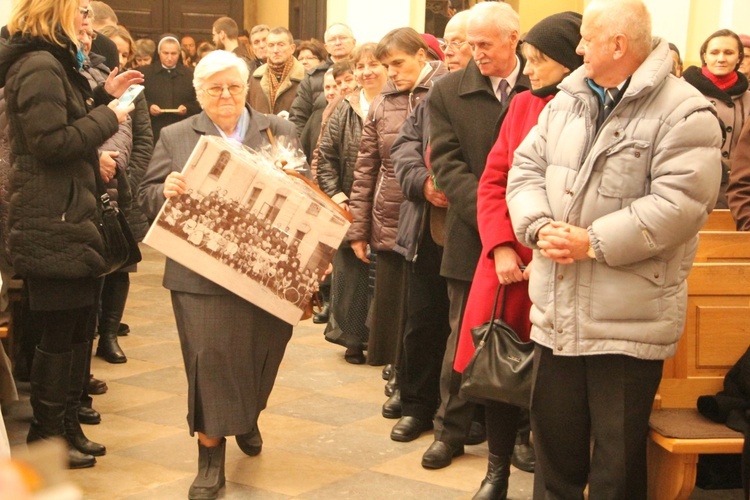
[348,61,447,251]
[246,58,306,115]
[684,67,750,209]
[728,118,750,229]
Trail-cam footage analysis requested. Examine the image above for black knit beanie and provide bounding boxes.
[523,11,583,72]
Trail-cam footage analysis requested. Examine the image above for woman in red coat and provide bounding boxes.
[453,12,584,499]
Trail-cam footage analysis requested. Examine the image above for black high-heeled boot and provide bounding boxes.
[65,342,106,456]
[472,453,511,500]
[189,438,226,500]
[27,347,96,469]
[96,273,129,363]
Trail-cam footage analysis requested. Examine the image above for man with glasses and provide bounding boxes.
[440,10,472,72]
[246,27,305,117]
[289,23,357,164]
[212,17,253,73]
[424,2,530,470]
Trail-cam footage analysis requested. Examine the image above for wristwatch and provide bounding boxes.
[586,243,596,259]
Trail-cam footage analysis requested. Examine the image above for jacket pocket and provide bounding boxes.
[598,140,651,199]
[589,258,666,321]
[61,177,96,224]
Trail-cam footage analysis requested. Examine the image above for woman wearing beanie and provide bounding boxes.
[452,11,583,500]
[683,29,750,208]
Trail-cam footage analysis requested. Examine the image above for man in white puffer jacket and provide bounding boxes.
[506,0,722,497]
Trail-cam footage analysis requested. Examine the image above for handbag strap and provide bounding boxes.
[266,128,275,147]
[490,284,508,322]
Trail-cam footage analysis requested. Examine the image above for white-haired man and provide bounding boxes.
[426,1,530,469]
[289,23,356,163]
[440,10,472,72]
[506,0,722,496]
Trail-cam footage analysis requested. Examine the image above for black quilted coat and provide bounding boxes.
[0,34,119,279]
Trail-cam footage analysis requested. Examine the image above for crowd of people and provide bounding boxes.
[0,0,745,499]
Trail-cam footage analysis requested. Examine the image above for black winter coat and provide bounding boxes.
[290,60,331,162]
[430,57,529,281]
[141,62,200,142]
[317,91,366,202]
[0,34,119,279]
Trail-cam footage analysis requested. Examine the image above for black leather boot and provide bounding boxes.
[189,438,226,500]
[96,275,129,364]
[382,364,393,381]
[65,343,106,457]
[27,347,96,469]
[472,453,511,500]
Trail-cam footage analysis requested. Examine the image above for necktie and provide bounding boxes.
[498,79,510,106]
[597,87,618,129]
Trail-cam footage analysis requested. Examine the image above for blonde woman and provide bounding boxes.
[0,0,141,468]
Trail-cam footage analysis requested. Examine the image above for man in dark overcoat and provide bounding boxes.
[423,1,530,469]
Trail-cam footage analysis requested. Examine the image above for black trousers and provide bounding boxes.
[399,263,451,421]
[433,278,477,446]
[531,344,663,500]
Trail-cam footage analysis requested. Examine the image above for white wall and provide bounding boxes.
[327,0,425,44]
[0,0,15,28]
[643,0,692,57]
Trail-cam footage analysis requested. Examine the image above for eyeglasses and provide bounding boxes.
[203,84,245,97]
[438,39,468,52]
[78,7,92,19]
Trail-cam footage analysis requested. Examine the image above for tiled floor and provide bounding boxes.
[2,246,743,499]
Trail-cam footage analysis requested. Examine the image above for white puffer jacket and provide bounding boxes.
[507,38,722,360]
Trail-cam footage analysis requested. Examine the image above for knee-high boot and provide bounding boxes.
[65,342,106,456]
[96,274,128,363]
[27,347,96,469]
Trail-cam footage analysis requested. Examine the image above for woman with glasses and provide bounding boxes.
[0,0,140,469]
[295,39,327,72]
[138,50,301,500]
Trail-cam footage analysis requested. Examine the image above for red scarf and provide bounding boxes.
[702,65,738,91]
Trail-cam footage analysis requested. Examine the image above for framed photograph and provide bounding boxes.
[143,136,351,325]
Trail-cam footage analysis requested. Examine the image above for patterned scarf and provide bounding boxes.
[266,58,295,111]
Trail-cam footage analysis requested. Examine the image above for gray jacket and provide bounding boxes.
[507,38,722,360]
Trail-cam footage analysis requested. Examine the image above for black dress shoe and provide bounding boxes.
[511,441,536,473]
[312,304,330,324]
[344,347,366,365]
[390,416,433,442]
[382,390,401,419]
[78,406,101,425]
[381,364,393,381]
[235,427,262,456]
[88,375,108,395]
[466,420,487,445]
[117,323,130,336]
[421,440,464,469]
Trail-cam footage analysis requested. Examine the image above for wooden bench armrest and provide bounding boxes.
[649,429,744,454]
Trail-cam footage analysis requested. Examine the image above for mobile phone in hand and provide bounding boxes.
[117,84,144,109]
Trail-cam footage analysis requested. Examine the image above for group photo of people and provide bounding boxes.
[0,0,748,498]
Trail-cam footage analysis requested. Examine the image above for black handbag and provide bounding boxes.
[97,192,141,275]
[94,163,141,275]
[459,284,534,408]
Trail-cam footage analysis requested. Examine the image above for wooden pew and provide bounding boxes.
[648,260,748,499]
[701,209,737,231]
